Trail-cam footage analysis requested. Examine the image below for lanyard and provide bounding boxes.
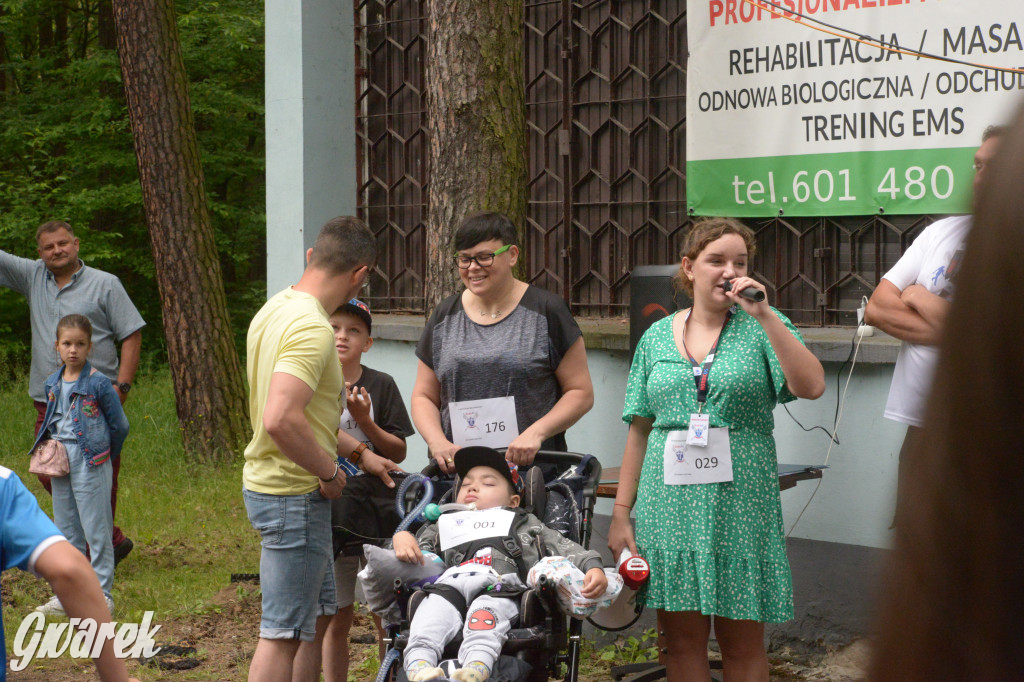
[681,310,732,411]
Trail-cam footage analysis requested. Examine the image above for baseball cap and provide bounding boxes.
[454,446,524,496]
[338,298,372,334]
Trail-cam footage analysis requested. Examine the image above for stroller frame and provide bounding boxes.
[378,450,603,682]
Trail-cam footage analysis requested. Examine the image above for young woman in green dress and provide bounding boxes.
[608,218,825,681]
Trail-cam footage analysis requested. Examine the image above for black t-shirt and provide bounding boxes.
[340,365,415,450]
[415,285,582,452]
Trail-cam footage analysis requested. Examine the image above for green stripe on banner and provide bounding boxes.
[687,148,976,217]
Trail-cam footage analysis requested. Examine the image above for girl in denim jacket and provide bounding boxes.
[30,314,129,615]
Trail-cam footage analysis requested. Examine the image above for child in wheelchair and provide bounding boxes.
[392,446,608,682]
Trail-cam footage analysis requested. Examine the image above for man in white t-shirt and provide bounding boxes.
[866,126,1004,523]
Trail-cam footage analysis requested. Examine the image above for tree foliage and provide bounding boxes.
[0,0,265,371]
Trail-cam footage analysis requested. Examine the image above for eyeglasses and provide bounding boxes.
[454,244,512,269]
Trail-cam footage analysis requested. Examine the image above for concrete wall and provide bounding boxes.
[265,0,357,295]
[365,336,904,550]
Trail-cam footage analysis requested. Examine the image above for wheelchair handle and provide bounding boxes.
[423,449,602,493]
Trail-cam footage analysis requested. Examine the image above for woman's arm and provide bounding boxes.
[410,359,459,473]
[756,311,825,399]
[506,338,595,465]
[726,276,825,400]
[607,416,653,558]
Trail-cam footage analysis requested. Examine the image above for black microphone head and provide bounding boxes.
[722,281,733,292]
[747,288,766,302]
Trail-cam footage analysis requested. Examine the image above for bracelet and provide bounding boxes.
[614,503,632,511]
[319,462,340,483]
[349,442,368,465]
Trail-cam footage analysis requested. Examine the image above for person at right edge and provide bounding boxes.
[865,125,1004,526]
[608,218,824,681]
[869,105,1024,681]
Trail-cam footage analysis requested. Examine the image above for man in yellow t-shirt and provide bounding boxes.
[243,216,394,682]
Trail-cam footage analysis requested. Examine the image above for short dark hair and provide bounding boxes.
[56,314,92,341]
[36,220,74,243]
[452,212,519,251]
[982,125,1007,142]
[309,216,377,276]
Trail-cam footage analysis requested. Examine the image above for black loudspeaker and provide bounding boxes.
[629,265,691,358]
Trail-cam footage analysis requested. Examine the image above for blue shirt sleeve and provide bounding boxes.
[0,467,63,572]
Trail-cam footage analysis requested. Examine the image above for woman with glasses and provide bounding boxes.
[411,212,594,474]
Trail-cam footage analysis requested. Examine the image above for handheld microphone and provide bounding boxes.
[722,280,765,302]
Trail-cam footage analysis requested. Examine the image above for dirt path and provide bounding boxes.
[7,584,866,680]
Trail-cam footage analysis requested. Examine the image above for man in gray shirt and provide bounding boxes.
[0,220,145,563]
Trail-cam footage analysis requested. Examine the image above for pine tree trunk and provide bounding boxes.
[423,0,527,311]
[97,0,116,51]
[111,0,249,462]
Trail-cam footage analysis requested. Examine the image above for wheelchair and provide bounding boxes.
[368,450,603,682]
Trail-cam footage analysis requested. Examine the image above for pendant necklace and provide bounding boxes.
[478,289,511,319]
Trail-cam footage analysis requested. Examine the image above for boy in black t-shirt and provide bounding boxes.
[321,299,415,680]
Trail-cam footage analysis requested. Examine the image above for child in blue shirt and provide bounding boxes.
[29,314,129,615]
[0,464,138,681]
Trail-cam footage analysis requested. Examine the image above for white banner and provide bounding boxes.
[686,0,1024,216]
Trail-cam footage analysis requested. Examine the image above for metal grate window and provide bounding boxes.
[355,0,429,313]
[355,0,938,325]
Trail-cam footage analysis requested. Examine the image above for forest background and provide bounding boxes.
[0,0,265,376]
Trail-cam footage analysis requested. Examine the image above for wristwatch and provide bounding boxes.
[349,442,368,465]
[117,382,132,395]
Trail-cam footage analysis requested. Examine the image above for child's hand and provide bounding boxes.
[361,450,403,488]
[346,385,373,424]
[580,567,608,599]
[393,531,423,565]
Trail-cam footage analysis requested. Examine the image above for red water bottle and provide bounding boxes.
[617,548,650,590]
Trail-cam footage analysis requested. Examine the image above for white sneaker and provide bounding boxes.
[104,594,115,613]
[409,667,446,681]
[35,595,65,616]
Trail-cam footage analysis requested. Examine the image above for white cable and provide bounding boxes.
[785,325,865,537]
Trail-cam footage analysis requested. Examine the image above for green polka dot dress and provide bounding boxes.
[622,308,802,623]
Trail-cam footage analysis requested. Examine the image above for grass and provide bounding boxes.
[0,368,663,680]
[0,369,259,677]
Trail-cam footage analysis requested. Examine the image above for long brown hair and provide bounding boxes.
[869,107,1024,680]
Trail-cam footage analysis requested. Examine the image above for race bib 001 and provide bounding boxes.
[438,508,516,551]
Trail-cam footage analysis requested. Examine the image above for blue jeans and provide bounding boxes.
[243,487,338,641]
[51,439,114,596]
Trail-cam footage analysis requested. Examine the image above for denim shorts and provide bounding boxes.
[243,487,338,640]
